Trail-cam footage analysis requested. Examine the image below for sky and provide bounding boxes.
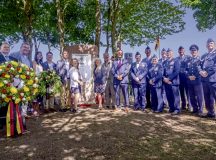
[10,8,216,62]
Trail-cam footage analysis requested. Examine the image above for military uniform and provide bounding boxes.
[163,58,181,113]
[200,49,216,117]
[130,61,148,110]
[159,57,167,107]
[148,63,164,112]
[185,56,204,114]
[176,55,191,110]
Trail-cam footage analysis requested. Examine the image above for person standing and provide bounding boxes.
[142,46,153,108]
[56,50,71,112]
[159,48,168,108]
[0,42,17,130]
[42,52,57,112]
[94,58,107,110]
[148,56,164,112]
[68,58,83,113]
[185,45,204,116]
[102,53,115,109]
[163,48,181,115]
[130,52,148,111]
[112,49,131,112]
[199,38,216,118]
[176,46,191,111]
[10,42,32,68]
[32,51,44,116]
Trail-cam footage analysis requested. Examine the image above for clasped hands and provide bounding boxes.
[117,75,123,81]
[163,77,172,84]
[199,71,208,78]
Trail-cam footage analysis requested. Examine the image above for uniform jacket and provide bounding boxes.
[0,52,17,64]
[148,63,163,87]
[163,58,180,85]
[130,61,148,85]
[42,61,57,71]
[10,51,33,68]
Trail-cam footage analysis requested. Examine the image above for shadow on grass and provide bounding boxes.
[0,107,216,160]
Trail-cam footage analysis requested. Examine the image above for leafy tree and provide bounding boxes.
[180,0,216,31]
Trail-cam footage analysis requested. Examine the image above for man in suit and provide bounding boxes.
[0,42,17,129]
[42,51,57,71]
[42,52,57,111]
[142,46,153,108]
[199,38,216,118]
[56,50,71,111]
[10,42,32,68]
[112,49,131,112]
[163,48,181,115]
[131,52,148,111]
[102,53,115,109]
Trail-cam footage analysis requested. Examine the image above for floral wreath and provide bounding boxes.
[38,70,62,96]
[0,61,39,107]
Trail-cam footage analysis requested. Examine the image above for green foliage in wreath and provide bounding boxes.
[38,70,62,96]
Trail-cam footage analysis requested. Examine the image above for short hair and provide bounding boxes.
[135,52,141,56]
[178,46,184,50]
[1,42,9,47]
[21,42,30,48]
[207,38,215,44]
[46,51,53,56]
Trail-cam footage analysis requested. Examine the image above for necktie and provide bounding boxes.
[5,55,9,61]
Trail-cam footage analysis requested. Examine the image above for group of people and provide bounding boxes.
[93,38,216,118]
[0,38,216,132]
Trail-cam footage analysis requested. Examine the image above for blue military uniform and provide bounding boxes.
[142,51,154,108]
[148,62,164,112]
[112,58,131,108]
[163,56,181,113]
[130,61,148,110]
[200,42,216,117]
[176,54,191,110]
[185,55,204,114]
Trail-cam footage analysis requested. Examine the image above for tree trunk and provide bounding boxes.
[56,0,65,58]
[105,0,111,53]
[110,0,120,55]
[95,0,101,56]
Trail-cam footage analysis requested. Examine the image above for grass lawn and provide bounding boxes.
[0,107,216,160]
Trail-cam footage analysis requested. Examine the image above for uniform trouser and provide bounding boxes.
[146,80,151,107]
[44,97,55,109]
[188,83,204,113]
[113,83,129,107]
[202,81,215,115]
[179,77,191,109]
[162,85,167,106]
[132,83,146,110]
[150,86,164,112]
[60,81,71,109]
[104,80,116,107]
[164,84,180,112]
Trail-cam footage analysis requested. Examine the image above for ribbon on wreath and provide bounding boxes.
[6,101,24,137]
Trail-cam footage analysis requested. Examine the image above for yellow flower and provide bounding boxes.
[10,87,18,94]
[23,86,30,92]
[33,88,38,95]
[5,74,10,78]
[0,82,3,87]
[27,97,31,101]
[20,75,26,79]
[11,61,19,67]
[27,80,33,85]
[30,72,35,76]
[18,68,22,73]
[4,97,11,103]
[15,98,21,104]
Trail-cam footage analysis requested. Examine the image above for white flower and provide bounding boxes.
[26,71,30,75]
[35,77,38,81]
[0,69,2,72]
[22,98,26,101]
[11,67,14,70]
[33,84,38,88]
[15,75,19,78]
[12,97,16,100]
[2,94,6,98]
[20,93,24,96]
[5,62,8,64]
[3,80,8,84]
[21,64,24,67]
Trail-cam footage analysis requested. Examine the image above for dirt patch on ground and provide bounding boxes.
[0,108,216,160]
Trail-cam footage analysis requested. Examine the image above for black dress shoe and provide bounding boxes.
[59,109,67,112]
[201,114,216,118]
[171,110,180,115]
